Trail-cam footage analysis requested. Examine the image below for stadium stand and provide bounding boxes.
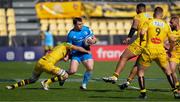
[7,8,16,36]
[1,0,180,46]
[13,0,39,35]
[0,8,7,36]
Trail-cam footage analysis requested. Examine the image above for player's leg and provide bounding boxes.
[42,75,67,90]
[103,48,137,83]
[169,52,180,88]
[137,52,152,99]
[157,56,180,98]
[119,56,141,90]
[6,69,41,90]
[58,58,80,86]
[114,48,137,76]
[137,64,148,99]
[81,54,94,89]
[40,62,68,90]
[169,61,179,88]
[119,65,138,90]
[67,59,80,75]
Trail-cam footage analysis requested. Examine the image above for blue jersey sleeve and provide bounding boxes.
[83,26,94,39]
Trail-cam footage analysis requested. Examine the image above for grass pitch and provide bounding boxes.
[0,61,180,101]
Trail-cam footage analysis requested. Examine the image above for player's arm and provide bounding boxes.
[129,19,139,37]
[123,19,138,44]
[71,45,91,54]
[139,21,149,45]
[164,38,170,50]
[168,37,175,53]
[167,26,176,53]
[63,51,70,62]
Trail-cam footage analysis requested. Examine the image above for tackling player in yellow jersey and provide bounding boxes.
[103,3,152,84]
[137,7,180,99]
[6,42,91,90]
[168,16,180,89]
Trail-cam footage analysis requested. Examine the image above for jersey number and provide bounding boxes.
[156,27,161,36]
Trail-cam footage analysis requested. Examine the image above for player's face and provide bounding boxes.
[136,7,145,14]
[75,21,83,30]
[170,18,177,29]
[136,8,139,14]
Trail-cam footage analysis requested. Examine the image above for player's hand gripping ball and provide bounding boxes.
[84,36,97,46]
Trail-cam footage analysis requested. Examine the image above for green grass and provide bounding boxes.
[0,61,180,101]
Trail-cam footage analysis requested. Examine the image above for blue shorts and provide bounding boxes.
[71,53,92,63]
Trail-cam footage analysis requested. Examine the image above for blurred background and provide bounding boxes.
[0,0,180,61]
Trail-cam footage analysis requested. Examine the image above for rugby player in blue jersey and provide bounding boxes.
[61,17,97,90]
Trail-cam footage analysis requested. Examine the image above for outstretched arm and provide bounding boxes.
[71,45,91,54]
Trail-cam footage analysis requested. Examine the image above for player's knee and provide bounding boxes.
[51,69,58,75]
[62,72,69,80]
[68,70,77,75]
[86,67,93,71]
[57,69,69,78]
[164,68,172,75]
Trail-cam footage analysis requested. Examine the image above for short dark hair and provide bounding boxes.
[171,15,179,21]
[73,17,82,25]
[154,7,163,17]
[137,3,146,10]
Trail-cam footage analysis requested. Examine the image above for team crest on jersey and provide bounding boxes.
[73,36,76,39]
[153,21,164,27]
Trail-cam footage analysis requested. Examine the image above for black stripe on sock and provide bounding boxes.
[17,81,22,87]
[138,76,145,90]
[51,77,55,82]
[58,76,62,81]
[24,79,29,84]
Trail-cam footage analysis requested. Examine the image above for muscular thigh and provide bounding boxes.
[138,49,152,67]
[128,42,144,56]
[68,59,79,74]
[156,52,168,69]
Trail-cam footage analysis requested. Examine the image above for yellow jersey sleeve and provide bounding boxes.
[141,20,150,31]
[134,14,141,21]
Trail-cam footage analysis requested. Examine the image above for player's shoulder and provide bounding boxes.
[82,26,90,30]
[134,13,140,19]
[134,12,145,17]
[144,18,153,24]
[144,12,153,18]
[135,12,152,19]
[67,28,76,35]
